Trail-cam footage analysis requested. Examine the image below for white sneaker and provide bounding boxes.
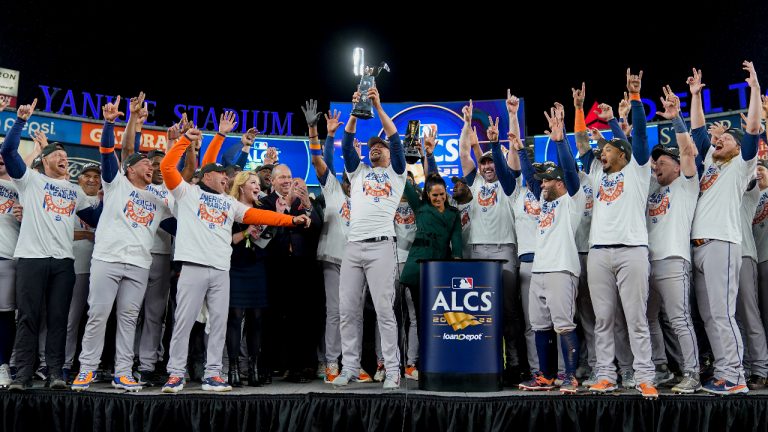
[0,364,11,387]
[332,369,355,387]
[383,372,400,390]
[373,361,386,382]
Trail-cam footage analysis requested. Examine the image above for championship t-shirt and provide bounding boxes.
[0,179,20,259]
[468,173,517,245]
[394,200,417,263]
[532,188,586,276]
[753,187,768,263]
[741,186,760,260]
[346,163,406,242]
[146,183,175,255]
[513,184,540,256]
[73,193,100,274]
[575,172,594,253]
[646,174,699,262]
[317,176,351,264]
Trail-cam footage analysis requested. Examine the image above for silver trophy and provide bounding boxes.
[403,120,422,163]
[351,47,390,119]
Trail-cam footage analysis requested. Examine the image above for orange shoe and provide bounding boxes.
[324,363,339,384]
[71,371,95,391]
[588,379,617,393]
[405,365,419,381]
[518,372,555,391]
[354,369,373,383]
[637,382,658,399]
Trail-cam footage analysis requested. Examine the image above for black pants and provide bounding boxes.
[226,308,263,363]
[13,258,75,380]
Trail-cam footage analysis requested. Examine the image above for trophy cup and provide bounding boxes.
[403,120,422,163]
[351,47,390,119]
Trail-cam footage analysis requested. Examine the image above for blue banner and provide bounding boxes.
[0,111,83,144]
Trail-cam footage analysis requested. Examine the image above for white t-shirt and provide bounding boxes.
[346,163,406,242]
[171,181,249,271]
[589,157,651,247]
[468,173,517,245]
[394,200,417,263]
[13,169,94,259]
[146,183,175,255]
[753,187,768,263]
[646,174,699,262]
[691,150,758,243]
[448,196,472,251]
[93,175,172,269]
[741,186,760,260]
[73,194,100,274]
[532,188,586,275]
[575,172,594,253]
[513,184,540,257]
[0,179,20,259]
[317,176,351,264]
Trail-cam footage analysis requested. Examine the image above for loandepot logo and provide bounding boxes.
[432,276,493,332]
[443,333,483,341]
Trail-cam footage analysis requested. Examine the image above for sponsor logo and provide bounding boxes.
[597,172,624,204]
[67,157,99,184]
[700,164,719,192]
[442,333,483,341]
[432,275,493,336]
[452,277,473,289]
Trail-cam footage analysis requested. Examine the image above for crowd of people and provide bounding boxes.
[0,62,767,399]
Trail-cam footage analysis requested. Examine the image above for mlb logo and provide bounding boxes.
[452,277,473,289]
[420,124,437,138]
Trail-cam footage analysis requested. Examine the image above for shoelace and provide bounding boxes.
[167,376,182,385]
[76,372,90,381]
[210,376,226,383]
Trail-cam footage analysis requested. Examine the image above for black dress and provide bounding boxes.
[229,221,269,308]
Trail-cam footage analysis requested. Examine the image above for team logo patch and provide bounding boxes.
[477,183,498,209]
[647,187,671,220]
[362,172,392,201]
[523,190,541,217]
[394,203,415,225]
[754,193,768,225]
[597,172,625,204]
[123,191,157,227]
[699,164,719,192]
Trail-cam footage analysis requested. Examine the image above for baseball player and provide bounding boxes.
[515,107,585,394]
[753,160,768,340]
[576,70,657,398]
[643,87,702,393]
[0,132,21,387]
[159,115,309,393]
[688,63,761,395]
[459,99,523,384]
[331,86,406,390]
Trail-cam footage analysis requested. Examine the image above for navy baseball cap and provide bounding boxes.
[199,162,227,176]
[651,144,680,163]
[79,163,101,175]
[122,153,148,171]
[41,142,66,157]
[534,162,564,181]
[604,138,632,162]
[146,149,166,159]
[368,137,390,149]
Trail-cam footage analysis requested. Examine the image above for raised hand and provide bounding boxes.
[627,68,643,93]
[136,102,149,126]
[301,99,323,127]
[506,90,520,115]
[32,130,49,149]
[185,127,202,142]
[263,147,278,165]
[686,68,706,95]
[572,82,585,109]
[553,102,565,121]
[352,90,361,104]
[743,60,760,89]
[324,109,344,135]
[761,95,768,119]
[588,127,605,141]
[292,214,311,227]
[655,85,681,120]
[0,97,9,112]
[129,92,146,115]
[508,132,524,151]
[167,124,181,141]
[462,99,473,127]
[486,116,500,142]
[544,107,564,141]
[17,98,38,121]
[219,111,238,134]
[708,121,728,139]
[618,92,631,119]
[367,86,381,109]
[595,103,615,121]
[241,127,259,146]
[470,126,479,148]
[179,112,191,134]
[353,138,362,158]
[424,127,437,156]
[102,95,124,122]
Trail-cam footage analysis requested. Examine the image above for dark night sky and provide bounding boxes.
[2,4,767,135]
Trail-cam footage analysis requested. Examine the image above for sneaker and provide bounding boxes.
[554,372,566,386]
[113,375,142,391]
[383,371,400,390]
[316,362,327,379]
[747,375,767,390]
[620,369,636,389]
[354,369,373,383]
[162,376,185,393]
[655,364,675,386]
[135,369,164,387]
[373,361,386,382]
[582,370,598,387]
[332,369,355,387]
[324,363,339,384]
[0,364,11,387]
[702,378,749,395]
[637,382,659,399]
[35,365,48,381]
[8,377,32,391]
[589,379,618,393]
[47,374,67,390]
[518,372,555,391]
[405,365,419,381]
[559,374,579,394]
[672,371,702,394]
[201,376,232,392]
[71,371,95,391]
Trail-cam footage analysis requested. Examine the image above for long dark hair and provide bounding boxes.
[421,173,451,208]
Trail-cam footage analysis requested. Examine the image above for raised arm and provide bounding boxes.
[686,68,712,156]
[122,92,146,161]
[242,207,307,227]
[512,133,541,199]
[25,131,45,168]
[546,106,579,196]
[162,129,201,191]
[423,128,439,175]
[506,91,522,171]
[459,100,477,179]
[201,111,237,166]
[100,96,125,183]
[304,100,335,184]
[342,92,361,173]
[488,116,516,196]
[572,82,592,158]
[403,181,422,210]
[369,86,405,174]
[0,99,37,179]
[742,61,761,160]
[657,85,698,178]
[627,69,649,165]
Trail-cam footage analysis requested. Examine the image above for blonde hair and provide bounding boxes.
[229,171,261,205]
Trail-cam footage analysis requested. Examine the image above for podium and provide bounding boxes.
[418,259,504,392]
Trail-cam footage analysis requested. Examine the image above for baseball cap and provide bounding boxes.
[651,144,680,163]
[41,142,66,157]
[368,136,390,149]
[256,164,274,172]
[31,155,44,170]
[534,163,565,181]
[122,153,148,171]
[758,159,768,170]
[79,163,101,175]
[146,149,166,159]
[724,128,745,145]
[451,176,468,185]
[199,162,227,176]
[604,138,632,162]
[478,150,493,163]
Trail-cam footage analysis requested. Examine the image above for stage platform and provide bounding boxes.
[1,379,766,431]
